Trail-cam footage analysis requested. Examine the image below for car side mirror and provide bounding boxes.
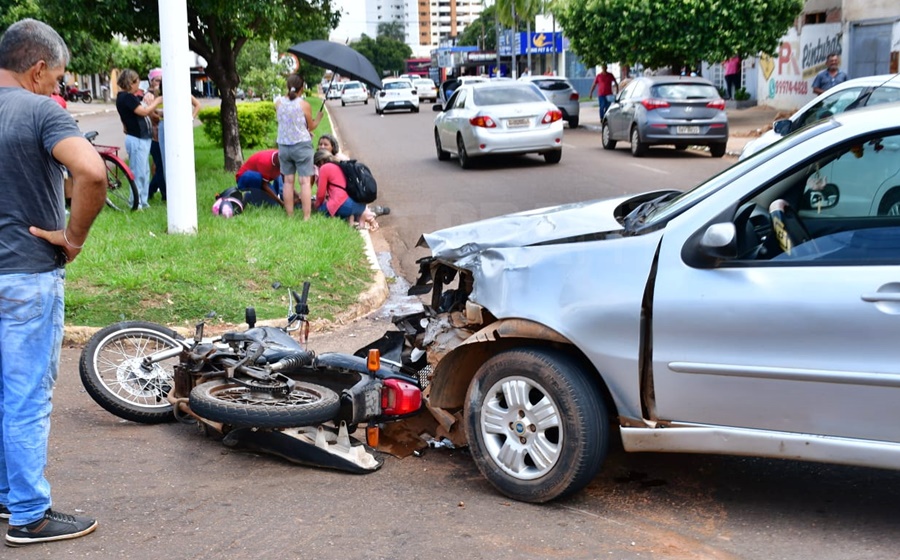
[773,119,792,136]
[801,183,840,210]
[699,222,738,259]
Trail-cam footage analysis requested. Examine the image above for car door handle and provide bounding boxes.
[861,293,900,302]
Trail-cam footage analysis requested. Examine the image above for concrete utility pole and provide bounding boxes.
[159,0,198,234]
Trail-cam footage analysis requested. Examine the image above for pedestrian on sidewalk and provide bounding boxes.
[812,53,849,95]
[588,64,618,120]
[723,56,741,99]
[0,18,107,547]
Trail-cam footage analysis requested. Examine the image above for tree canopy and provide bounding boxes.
[552,0,803,71]
[458,5,498,51]
[29,0,339,171]
[351,35,412,79]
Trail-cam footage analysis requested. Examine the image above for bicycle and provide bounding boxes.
[84,131,139,211]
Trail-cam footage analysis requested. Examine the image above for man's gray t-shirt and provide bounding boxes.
[0,87,82,273]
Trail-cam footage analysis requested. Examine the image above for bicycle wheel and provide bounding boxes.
[102,154,139,211]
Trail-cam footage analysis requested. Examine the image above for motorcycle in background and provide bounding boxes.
[78,282,423,472]
[60,81,93,103]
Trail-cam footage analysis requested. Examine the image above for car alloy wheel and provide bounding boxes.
[630,126,647,157]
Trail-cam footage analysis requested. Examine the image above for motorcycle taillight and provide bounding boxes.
[381,379,421,416]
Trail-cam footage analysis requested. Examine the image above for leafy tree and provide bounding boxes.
[552,0,802,72]
[458,4,497,50]
[113,42,161,78]
[377,21,406,43]
[351,34,412,79]
[0,0,41,32]
[37,0,338,172]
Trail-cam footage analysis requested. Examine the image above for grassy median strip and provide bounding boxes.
[66,100,371,328]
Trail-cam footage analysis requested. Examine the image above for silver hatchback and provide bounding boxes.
[602,76,729,157]
[518,75,581,128]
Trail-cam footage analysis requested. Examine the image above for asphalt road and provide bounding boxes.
[31,103,900,560]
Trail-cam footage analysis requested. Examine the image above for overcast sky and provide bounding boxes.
[330,0,368,43]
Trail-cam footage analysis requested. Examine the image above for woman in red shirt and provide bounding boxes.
[313,150,378,230]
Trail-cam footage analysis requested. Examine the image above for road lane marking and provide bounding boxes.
[630,163,669,175]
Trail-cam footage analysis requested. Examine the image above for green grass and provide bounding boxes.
[66,97,372,328]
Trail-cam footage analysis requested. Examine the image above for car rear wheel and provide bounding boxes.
[435,129,450,161]
[567,116,579,129]
[544,149,562,164]
[341,100,346,106]
[376,107,382,115]
[630,126,647,157]
[601,121,616,150]
[412,106,420,113]
[709,143,727,158]
[457,135,472,169]
[878,189,900,216]
[464,348,609,503]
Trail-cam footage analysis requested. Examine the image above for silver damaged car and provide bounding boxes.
[402,101,900,503]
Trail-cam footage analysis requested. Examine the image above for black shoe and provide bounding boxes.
[5,509,97,547]
[0,505,9,521]
[371,205,390,217]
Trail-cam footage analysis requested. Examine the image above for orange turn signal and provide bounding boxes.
[366,425,380,447]
[367,349,380,372]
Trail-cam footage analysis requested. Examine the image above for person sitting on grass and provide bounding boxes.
[316,134,349,161]
[313,149,379,230]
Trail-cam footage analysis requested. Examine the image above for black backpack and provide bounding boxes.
[335,160,377,203]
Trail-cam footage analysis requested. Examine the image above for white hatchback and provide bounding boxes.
[340,81,368,106]
[375,78,419,114]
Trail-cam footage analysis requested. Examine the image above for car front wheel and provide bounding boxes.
[601,121,616,150]
[464,348,609,503]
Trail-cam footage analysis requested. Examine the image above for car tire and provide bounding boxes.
[376,107,382,115]
[630,126,647,157]
[413,106,420,113]
[709,143,727,158]
[601,121,616,150]
[568,116,579,129]
[544,149,562,164]
[341,100,346,107]
[365,99,368,105]
[464,348,609,503]
[457,135,472,169]
[878,189,900,216]
[435,129,450,161]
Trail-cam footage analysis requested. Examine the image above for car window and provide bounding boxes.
[532,79,569,91]
[795,87,864,128]
[651,83,719,100]
[867,86,900,107]
[343,83,360,90]
[473,86,544,106]
[384,81,411,90]
[449,89,467,109]
[734,131,900,263]
[618,80,639,101]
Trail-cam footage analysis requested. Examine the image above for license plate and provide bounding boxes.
[676,126,700,134]
[507,117,530,128]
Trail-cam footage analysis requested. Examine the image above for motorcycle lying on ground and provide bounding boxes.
[79,282,423,473]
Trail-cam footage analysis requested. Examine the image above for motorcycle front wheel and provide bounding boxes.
[189,380,340,429]
[79,321,184,424]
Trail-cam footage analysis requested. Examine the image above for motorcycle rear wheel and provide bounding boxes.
[189,380,340,429]
[79,321,183,424]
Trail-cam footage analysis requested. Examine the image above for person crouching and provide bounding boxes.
[313,150,378,230]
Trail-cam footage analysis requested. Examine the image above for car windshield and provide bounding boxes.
[532,79,570,91]
[625,119,839,231]
[652,83,719,100]
[473,86,544,106]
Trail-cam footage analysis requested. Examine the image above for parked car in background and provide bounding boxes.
[340,80,368,106]
[602,76,728,157]
[410,102,900,503]
[433,81,564,168]
[414,78,438,102]
[519,75,581,128]
[325,82,344,99]
[740,74,900,160]
[375,78,419,114]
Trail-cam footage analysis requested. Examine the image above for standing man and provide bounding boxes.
[812,53,849,95]
[0,19,107,547]
[588,64,618,120]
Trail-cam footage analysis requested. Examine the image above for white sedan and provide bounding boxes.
[433,81,564,169]
[375,78,419,114]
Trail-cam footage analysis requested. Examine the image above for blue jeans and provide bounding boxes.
[598,95,613,120]
[125,134,152,208]
[0,269,65,526]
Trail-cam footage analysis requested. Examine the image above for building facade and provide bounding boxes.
[364,0,485,56]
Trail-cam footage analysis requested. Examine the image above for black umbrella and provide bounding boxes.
[288,40,382,91]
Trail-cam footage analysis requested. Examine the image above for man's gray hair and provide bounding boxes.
[0,19,69,73]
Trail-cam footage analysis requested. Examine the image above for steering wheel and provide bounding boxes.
[769,199,811,254]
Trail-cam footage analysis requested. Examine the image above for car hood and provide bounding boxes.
[419,195,636,261]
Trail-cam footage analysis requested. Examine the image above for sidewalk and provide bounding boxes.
[578,101,782,157]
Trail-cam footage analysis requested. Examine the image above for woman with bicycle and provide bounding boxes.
[115,68,162,210]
